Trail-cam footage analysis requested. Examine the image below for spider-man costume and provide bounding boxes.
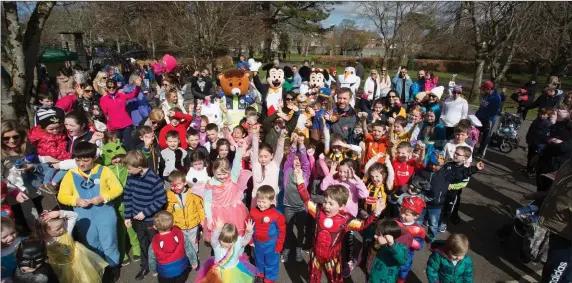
[395,196,426,283]
[249,205,286,283]
[296,183,377,283]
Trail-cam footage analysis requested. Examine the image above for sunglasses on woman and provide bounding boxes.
[285,97,293,101]
[107,85,116,89]
[3,135,20,143]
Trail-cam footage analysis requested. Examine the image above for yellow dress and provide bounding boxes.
[47,233,108,283]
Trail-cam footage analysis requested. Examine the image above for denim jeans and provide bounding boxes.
[419,207,442,240]
[40,163,67,185]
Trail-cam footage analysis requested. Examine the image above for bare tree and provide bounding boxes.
[2,1,55,126]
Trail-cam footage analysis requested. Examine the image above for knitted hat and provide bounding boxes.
[481,81,494,90]
[415,92,427,101]
[329,66,336,74]
[402,196,426,215]
[429,86,444,100]
[37,108,64,129]
[451,85,462,93]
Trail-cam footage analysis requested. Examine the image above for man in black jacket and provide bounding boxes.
[525,84,562,112]
[189,69,214,101]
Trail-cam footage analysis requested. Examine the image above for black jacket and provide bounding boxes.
[189,75,213,100]
[526,118,552,146]
[526,93,562,110]
[415,162,479,208]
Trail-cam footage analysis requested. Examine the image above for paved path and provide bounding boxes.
[42,108,546,283]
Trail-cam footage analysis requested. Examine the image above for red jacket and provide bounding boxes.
[55,94,77,113]
[158,112,194,149]
[28,126,72,160]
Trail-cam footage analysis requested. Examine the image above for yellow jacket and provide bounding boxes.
[58,165,123,206]
[166,189,205,230]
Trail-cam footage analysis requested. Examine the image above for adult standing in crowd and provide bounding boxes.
[327,87,358,140]
[56,66,75,99]
[1,121,44,235]
[551,91,572,123]
[392,66,413,107]
[440,85,469,138]
[526,84,563,115]
[411,69,426,98]
[354,59,365,81]
[292,65,302,92]
[538,159,571,283]
[474,81,501,157]
[379,66,391,89]
[362,69,381,113]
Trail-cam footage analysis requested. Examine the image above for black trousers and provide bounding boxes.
[132,220,157,271]
[441,189,462,225]
[526,144,539,171]
[476,118,492,153]
[284,208,307,250]
[11,196,43,236]
[541,234,572,283]
[158,268,190,283]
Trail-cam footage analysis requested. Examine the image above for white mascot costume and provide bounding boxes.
[337,66,361,107]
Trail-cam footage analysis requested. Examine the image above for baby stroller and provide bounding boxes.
[489,106,522,153]
[496,201,549,263]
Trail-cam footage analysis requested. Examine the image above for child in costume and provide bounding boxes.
[395,196,427,283]
[166,171,205,256]
[367,219,410,283]
[149,211,198,282]
[41,210,108,283]
[12,237,59,283]
[294,168,385,283]
[101,137,141,266]
[192,140,251,243]
[195,218,256,283]
[2,216,23,283]
[426,233,474,283]
[249,186,286,283]
[56,142,122,277]
[250,125,285,208]
[319,158,368,276]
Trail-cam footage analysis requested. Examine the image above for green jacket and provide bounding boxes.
[108,164,128,186]
[426,241,474,283]
[368,242,409,283]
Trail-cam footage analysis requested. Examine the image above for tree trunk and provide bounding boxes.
[23,1,55,108]
[469,58,485,102]
[493,40,517,86]
[2,2,30,127]
[262,34,273,62]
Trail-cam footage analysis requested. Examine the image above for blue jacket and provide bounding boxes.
[237,60,250,70]
[475,89,501,121]
[124,85,151,126]
[293,73,302,90]
[392,74,414,103]
[411,79,425,97]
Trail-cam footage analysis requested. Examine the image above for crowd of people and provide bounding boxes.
[1,55,571,283]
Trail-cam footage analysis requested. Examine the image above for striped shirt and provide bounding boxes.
[124,168,166,222]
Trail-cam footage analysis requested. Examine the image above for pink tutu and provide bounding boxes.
[195,255,256,283]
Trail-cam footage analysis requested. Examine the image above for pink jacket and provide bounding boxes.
[99,87,140,131]
[424,77,438,92]
[320,168,368,217]
[250,132,284,207]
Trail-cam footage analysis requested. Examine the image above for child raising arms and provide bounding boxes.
[195,219,257,283]
[250,125,285,207]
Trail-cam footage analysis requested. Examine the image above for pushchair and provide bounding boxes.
[496,201,549,263]
[489,106,522,153]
